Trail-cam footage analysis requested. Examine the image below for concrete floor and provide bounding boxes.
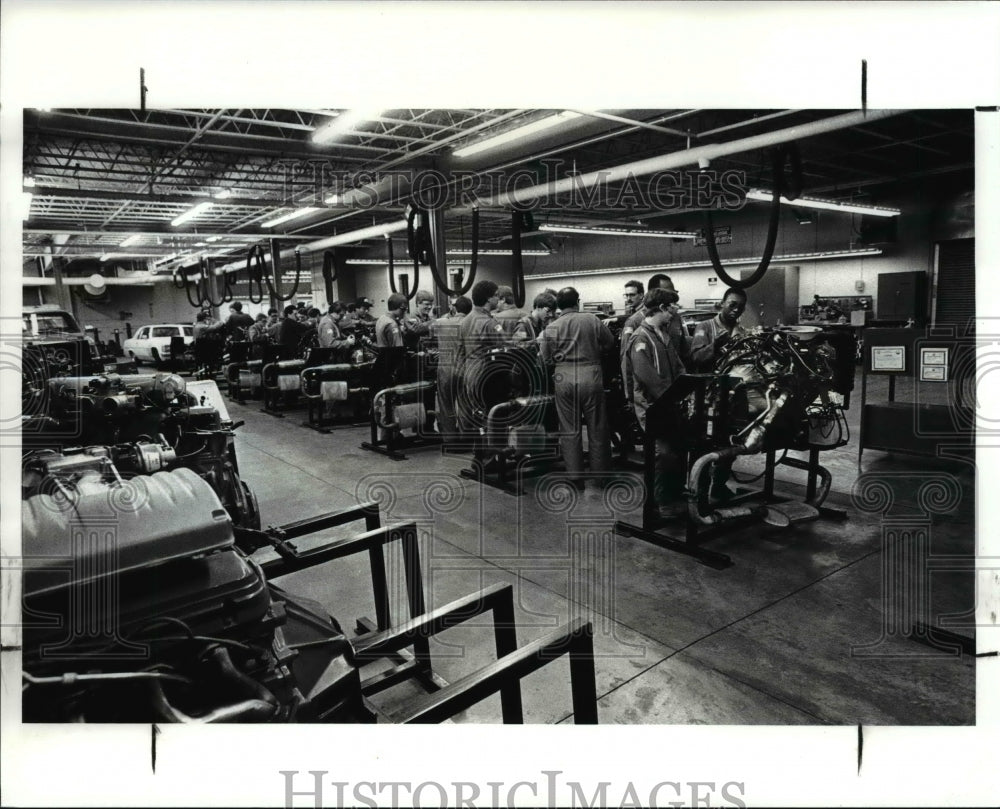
[217,370,976,725]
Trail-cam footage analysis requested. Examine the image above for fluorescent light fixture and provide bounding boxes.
[206,235,222,243]
[447,249,551,256]
[453,111,582,158]
[23,176,36,188]
[539,223,698,239]
[119,234,142,247]
[262,207,319,228]
[312,109,382,144]
[213,189,232,200]
[154,253,179,265]
[21,192,33,219]
[745,188,901,217]
[171,201,213,227]
[527,248,884,280]
[325,193,341,205]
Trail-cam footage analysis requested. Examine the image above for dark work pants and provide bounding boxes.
[553,363,611,478]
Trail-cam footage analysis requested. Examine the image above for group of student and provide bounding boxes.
[198,274,748,517]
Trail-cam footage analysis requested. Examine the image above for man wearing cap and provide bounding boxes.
[539,286,616,487]
[342,297,375,331]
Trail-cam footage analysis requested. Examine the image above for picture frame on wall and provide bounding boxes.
[871,345,906,372]
[920,346,950,381]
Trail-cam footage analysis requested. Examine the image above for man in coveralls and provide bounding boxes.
[539,286,615,489]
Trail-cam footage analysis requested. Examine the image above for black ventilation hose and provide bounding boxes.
[703,143,802,290]
[406,206,480,297]
[509,210,527,308]
[200,257,229,308]
[263,239,301,302]
[177,265,205,309]
[322,250,338,283]
[246,245,266,304]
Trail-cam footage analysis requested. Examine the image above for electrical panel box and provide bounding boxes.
[877,271,927,323]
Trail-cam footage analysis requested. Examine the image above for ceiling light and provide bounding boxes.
[312,109,383,144]
[745,188,901,217]
[171,201,213,227]
[539,223,698,239]
[23,176,36,188]
[453,111,583,158]
[213,189,232,200]
[325,193,341,205]
[262,208,320,227]
[119,234,142,247]
[447,249,551,256]
[206,235,222,243]
[527,248,884,280]
[21,192,33,219]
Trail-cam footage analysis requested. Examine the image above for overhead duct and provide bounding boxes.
[292,109,906,257]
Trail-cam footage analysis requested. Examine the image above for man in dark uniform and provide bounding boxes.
[455,280,507,436]
[539,286,615,487]
[625,288,688,517]
[224,301,255,339]
[276,304,312,347]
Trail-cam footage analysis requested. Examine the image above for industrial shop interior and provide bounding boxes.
[19,107,977,726]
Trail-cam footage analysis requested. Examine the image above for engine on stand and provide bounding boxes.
[22,371,261,536]
[617,326,853,568]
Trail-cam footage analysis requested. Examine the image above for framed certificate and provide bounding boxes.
[920,347,949,381]
[871,346,905,372]
[920,347,949,366]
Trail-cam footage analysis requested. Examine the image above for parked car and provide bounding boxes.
[22,305,103,376]
[123,324,195,364]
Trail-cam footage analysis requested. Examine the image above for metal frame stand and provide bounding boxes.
[614,443,847,569]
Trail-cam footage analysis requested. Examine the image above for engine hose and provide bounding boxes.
[405,205,484,298]
[778,455,833,508]
[149,681,277,723]
[686,445,754,526]
[703,143,802,289]
[510,210,527,308]
[246,245,266,304]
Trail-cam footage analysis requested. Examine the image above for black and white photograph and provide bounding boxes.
[2,2,998,808]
